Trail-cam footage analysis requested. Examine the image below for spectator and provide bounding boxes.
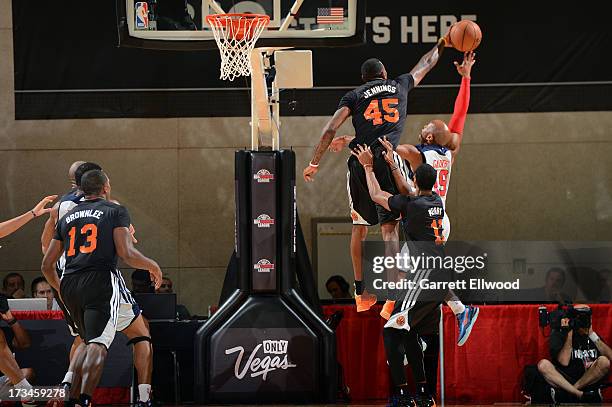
[3,273,26,299]
[156,277,191,320]
[31,276,55,310]
[131,269,155,294]
[537,304,611,403]
[326,275,352,300]
[524,267,572,303]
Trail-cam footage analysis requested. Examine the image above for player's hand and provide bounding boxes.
[11,288,26,299]
[561,317,570,327]
[351,144,374,168]
[0,309,13,321]
[454,51,476,79]
[328,135,349,152]
[32,195,58,217]
[129,224,138,244]
[303,165,318,182]
[149,266,163,290]
[379,137,396,167]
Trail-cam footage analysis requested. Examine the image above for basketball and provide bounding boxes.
[449,20,482,52]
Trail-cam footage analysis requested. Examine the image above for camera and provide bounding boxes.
[539,304,592,330]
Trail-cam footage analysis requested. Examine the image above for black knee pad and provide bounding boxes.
[127,336,152,346]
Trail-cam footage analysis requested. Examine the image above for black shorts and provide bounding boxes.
[52,285,79,337]
[557,360,586,384]
[60,269,122,349]
[385,266,450,332]
[346,146,410,226]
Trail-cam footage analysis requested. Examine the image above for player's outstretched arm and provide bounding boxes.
[41,203,60,254]
[303,106,351,182]
[410,31,452,87]
[446,51,475,157]
[351,145,392,211]
[42,239,64,292]
[379,137,416,196]
[114,227,162,289]
[0,195,57,239]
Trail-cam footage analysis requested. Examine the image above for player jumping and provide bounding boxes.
[331,52,479,345]
[303,32,453,320]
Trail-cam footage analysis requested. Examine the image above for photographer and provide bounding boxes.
[537,304,611,403]
[0,293,34,398]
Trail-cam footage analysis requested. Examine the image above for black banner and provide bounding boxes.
[12,1,612,118]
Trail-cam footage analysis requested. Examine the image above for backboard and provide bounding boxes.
[117,0,365,50]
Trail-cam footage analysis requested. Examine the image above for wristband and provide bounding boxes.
[7,318,17,326]
[31,210,36,218]
[309,162,319,168]
[589,332,600,343]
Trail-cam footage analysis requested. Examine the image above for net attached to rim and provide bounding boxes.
[206,13,270,81]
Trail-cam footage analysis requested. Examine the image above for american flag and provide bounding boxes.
[317,7,344,24]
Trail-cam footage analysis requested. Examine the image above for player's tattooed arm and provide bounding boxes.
[303,106,351,182]
[352,145,393,211]
[328,135,355,152]
[41,239,64,292]
[410,30,451,87]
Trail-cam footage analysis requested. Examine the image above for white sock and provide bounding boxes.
[447,300,466,315]
[138,384,152,402]
[15,378,32,390]
[62,372,73,385]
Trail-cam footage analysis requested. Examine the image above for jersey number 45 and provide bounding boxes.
[363,98,399,125]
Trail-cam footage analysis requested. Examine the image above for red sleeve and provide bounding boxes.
[448,77,470,135]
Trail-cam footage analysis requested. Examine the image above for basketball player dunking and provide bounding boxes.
[303,31,453,320]
[41,162,155,407]
[330,52,479,346]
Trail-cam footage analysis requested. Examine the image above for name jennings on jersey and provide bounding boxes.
[362,84,397,99]
[63,209,104,224]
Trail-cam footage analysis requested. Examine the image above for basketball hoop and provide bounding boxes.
[206,13,270,81]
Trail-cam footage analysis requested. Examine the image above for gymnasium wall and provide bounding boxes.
[2,0,612,314]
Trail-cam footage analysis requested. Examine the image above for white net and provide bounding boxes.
[206,14,270,81]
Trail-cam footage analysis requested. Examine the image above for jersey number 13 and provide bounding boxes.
[67,224,98,256]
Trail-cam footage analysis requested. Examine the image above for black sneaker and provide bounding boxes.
[412,393,436,407]
[388,394,414,407]
[581,388,602,403]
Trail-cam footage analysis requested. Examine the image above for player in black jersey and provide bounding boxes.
[42,170,162,407]
[303,30,453,319]
[42,162,156,407]
[353,145,448,407]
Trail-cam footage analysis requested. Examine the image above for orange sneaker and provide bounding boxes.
[380,300,396,320]
[355,291,377,312]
